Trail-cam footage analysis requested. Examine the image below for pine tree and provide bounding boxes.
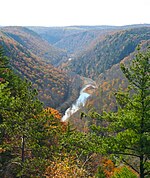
[0,46,63,177]
[90,47,150,178]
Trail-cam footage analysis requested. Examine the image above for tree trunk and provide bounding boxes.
[21,135,25,163]
[140,155,144,178]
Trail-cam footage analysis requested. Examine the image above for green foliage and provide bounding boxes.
[0,47,64,177]
[0,46,9,68]
[89,47,150,178]
[112,167,138,178]
[0,26,150,177]
[95,166,106,178]
[0,36,97,177]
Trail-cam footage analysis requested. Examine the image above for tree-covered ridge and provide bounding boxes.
[76,46,150,178]
[1,26,67,66]
[87,40,150,113]
[1,43,149,177]
[91,46,150,178]
[68,41,150,133]
[29,26,87,45]
[54,29,114,54]
[30,25,150,55]
[65,27,150,79]
[0,32,82,110]
[0,48,93,177]
[0,47,113,177]
[0,47,61,177]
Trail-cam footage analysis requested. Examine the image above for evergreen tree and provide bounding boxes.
[90,47,150,178]
[0,46,62,177]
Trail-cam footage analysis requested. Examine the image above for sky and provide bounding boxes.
[1,0,150,27]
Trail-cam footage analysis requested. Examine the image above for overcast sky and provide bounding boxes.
[1,0,150,27]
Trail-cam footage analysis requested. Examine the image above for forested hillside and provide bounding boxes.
[29,26,119,54]
[69,40,150,130]
[64,27,150,79]
[1,26,67,66]
[0,26,149,113]
[0,28,83,111]
[1,45,149,178]
[0,48,89,177]
[30,25,150,55]
[0,26,149,115]
[28,26,86,44]
[54,29,115,54]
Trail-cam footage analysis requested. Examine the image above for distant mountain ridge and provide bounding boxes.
[1,26,67,66]
[63,27,150,79]
[0,24,150,116]
[0,26,83,111]
[28,26,118,54]
[29,24,150,54]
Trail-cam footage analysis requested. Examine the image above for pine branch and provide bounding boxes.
[121,157,139,174]
[113,152,140,158]
[0,107,11,111]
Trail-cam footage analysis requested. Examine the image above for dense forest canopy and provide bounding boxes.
[0,24,150,177]
[0,45,149,177]
[0,27,84,112]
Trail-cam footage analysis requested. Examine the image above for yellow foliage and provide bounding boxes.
[0,148,5,153]
[45,157,89,178]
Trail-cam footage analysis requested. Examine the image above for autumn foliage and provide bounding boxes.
[44,107,62,120]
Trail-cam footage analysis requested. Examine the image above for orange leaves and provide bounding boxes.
[44,107,68,132]
[102,158,115,178]
[101,158,138,178]
[101,81,109,91]
[0,27,72,109]
[44,107,62,120]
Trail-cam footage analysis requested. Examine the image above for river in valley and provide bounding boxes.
[61,79,97,122]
